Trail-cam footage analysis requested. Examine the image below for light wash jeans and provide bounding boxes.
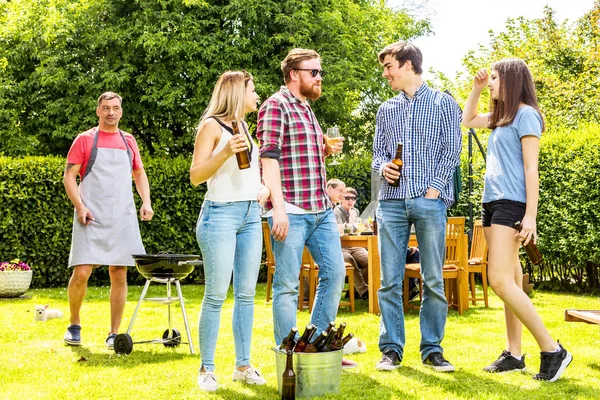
[270,209,345,345]
[377,198,448,361]
[196,200,262,371]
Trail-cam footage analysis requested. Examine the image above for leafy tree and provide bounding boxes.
[435,3,600,131]
[0,0,429,156]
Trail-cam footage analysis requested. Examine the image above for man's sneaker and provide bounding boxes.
[198,370,218,392]
[483,351,526,373]
[342,358,358,369]
[375,350,401,371]
[533,343,573,382]
[105,334,117,350]
[64,325,81,346]
[232,366,267,385]
[423,352,455,372]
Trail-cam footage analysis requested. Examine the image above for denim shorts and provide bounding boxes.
[481,200,526,230]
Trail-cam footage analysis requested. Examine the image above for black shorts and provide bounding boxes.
[481,200,526,230]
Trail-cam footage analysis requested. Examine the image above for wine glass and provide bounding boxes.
[326,126,342,165]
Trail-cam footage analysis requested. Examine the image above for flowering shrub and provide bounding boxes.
[0,259,31,272]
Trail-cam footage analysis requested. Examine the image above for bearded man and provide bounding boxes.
[257,48,356,368]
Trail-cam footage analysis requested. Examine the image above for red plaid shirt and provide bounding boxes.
[257,86,330,212]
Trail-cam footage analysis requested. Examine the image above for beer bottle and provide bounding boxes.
[389,142,403,187]
[293,324,316,353]
[231,120,251,170]
[281,350,296,400]
[336,322,346,339]
[304,331,328,353]
[372,212,378,235]
[323,321,336,335]
[318,327,337,352]
[330,323,346,351]
[280,327,298,352]
[515,222,543,265]
[340,333,354,347]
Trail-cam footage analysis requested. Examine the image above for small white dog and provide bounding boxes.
[35,304,63,322]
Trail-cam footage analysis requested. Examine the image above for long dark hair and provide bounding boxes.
[488,58,545,132]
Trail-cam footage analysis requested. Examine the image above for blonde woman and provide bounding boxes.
[462,59,572,382]
[190,70,269,392]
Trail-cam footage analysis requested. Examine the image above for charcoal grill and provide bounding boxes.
[113,253,202,355]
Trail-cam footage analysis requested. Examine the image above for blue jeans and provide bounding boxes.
[196,200,262,371]
[270,209,345,345]
[377,198,448,360]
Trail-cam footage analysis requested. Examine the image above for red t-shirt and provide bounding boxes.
[67,128,144,177]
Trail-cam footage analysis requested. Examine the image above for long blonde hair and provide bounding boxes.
[200,70,253,126]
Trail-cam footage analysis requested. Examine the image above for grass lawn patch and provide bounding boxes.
[2,283,600,399]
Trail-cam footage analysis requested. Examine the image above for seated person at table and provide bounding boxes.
[326,178,346,206]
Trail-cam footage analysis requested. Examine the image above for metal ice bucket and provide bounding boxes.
[273,348,342,398]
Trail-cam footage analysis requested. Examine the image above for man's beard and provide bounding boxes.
[299,78,321,101]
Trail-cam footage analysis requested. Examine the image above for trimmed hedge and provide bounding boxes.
[0,156,206,287]
[533,125,600,291]
[0,155,372,288]
[1,126,599,291]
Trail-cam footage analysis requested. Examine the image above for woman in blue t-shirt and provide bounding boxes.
[462,58,572,382]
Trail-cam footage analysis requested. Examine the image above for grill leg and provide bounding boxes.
[127,279,152,335]
[175,280,195,354]
[166,281,172,338]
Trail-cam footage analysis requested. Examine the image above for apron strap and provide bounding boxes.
[81,128,133,181]
[118,129,134,168]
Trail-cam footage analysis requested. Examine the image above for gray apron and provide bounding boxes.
[68,128,145,267]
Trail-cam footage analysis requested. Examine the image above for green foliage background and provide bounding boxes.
[1,2,600,291]
[1,130,599,290]
[0,0,428,157]
[0,155,375,288]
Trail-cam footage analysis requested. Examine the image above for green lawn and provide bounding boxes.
[2,283,600,399]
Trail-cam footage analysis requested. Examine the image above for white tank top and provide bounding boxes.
[204,119,261,202]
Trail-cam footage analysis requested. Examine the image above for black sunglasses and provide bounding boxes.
[344,196,356,201]
[294,69,325,78]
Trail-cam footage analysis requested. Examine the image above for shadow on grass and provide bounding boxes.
[392,364,598,399]
[0,294,32,301]
[68,345,194,368]
[216,384,279,399]
[589,363,600,372]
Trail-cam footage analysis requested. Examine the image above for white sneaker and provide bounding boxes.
[198,370,218,392]
[232,366,267,385]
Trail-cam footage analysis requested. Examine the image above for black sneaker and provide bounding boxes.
[483,351,526,373]
[533,343,573,382]
[423,352,455,372]
[375,350,401,371]
[64,324,81,346]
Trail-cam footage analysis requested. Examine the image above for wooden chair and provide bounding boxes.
[263,221,276,303]
[468,220,489,307]
[299,248,355,313]
[403,217,469,315]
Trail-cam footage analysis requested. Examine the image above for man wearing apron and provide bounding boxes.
[63,92,153,349]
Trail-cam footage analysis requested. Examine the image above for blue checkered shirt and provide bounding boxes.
[372,83,462,208]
